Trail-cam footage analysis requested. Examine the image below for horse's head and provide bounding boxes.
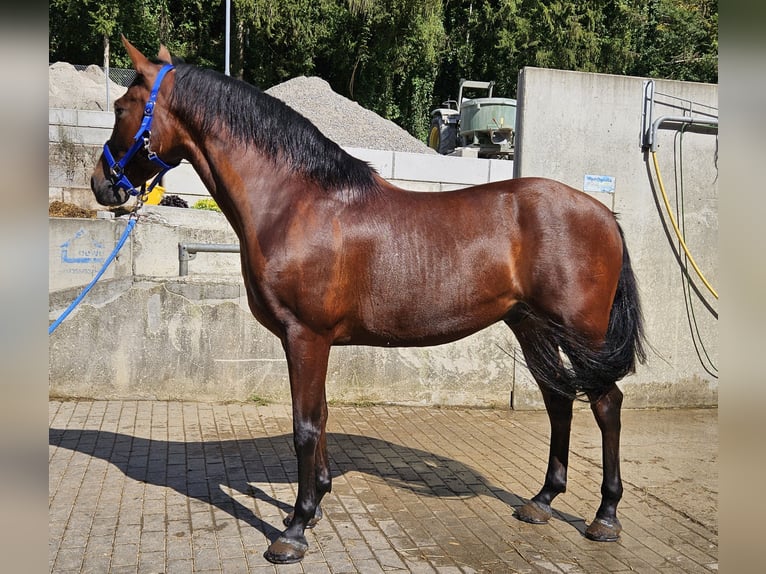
[90,36,180,206]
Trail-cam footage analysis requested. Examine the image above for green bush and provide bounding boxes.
[192,198,221,212]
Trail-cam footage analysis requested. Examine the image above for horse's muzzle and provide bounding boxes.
[90,173,130,206]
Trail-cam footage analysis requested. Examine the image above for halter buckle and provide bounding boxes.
[109,163,124,179]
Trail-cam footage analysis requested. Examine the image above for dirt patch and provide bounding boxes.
[49,201,97,218]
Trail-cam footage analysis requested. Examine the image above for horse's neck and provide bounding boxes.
[183,136,258,194]
[185,137,310,228]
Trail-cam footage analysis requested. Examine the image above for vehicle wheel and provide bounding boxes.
[428,115,457,155]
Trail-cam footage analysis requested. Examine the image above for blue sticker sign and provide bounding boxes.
[583,174,616,193]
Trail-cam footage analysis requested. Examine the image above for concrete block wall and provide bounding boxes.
[49,109,112,207]
[49,208,241,292]
[160,146,515,202]
[49,276,516,406]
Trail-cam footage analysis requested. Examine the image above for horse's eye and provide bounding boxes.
[114,107,125,120]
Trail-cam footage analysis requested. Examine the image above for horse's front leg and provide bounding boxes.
[516,385,574,524]
[584,383,624,541]
[264,329,332,564]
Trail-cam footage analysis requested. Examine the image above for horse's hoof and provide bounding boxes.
[263,535,309,564]
[283,505,323,528]
[585,517,622,541]
[515,500,553,524]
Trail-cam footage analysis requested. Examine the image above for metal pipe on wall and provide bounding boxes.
[178,242,240,276]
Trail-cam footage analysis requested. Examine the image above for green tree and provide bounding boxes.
[50,0,176,68]
[632,0,717,82]
[322,0,446,140]
[234,0,337,86]
[230,0,445,140]
[433,0,715,109]
[49,0,717,141]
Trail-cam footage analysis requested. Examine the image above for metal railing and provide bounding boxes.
[178,242,240,276]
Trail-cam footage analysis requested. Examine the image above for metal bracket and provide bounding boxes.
[640,79,718,152]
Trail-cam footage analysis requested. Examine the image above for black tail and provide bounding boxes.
[602,224,647,376]
[515,224,646,401]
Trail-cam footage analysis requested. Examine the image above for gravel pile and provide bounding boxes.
[49,61,127,110]
[265,76,435,154]
[49,63,433,153]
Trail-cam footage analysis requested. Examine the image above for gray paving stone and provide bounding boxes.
[49,400,717,573]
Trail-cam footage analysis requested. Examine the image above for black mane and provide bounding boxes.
[168,64,379,196]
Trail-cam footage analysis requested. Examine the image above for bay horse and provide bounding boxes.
[91,37,646,564]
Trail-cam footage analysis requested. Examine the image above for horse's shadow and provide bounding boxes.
[49,428,586,542]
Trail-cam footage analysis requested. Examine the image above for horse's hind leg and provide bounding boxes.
[515,383,574,525]
[510,321,625,541]
[584,383,624,541]
[505,320,573,524]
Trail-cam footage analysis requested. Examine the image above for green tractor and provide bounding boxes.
[428,79,517,159]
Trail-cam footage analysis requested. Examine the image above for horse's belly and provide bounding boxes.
[345,292,516,347]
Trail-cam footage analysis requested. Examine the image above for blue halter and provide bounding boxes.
[103,64,179,196]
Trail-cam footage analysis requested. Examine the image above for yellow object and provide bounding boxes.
[143,184,166,205]
[650,151,718,299]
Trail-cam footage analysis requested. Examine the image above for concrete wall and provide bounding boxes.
[513,68,718,408]
[49,68,718,409]
[49,109,112,208]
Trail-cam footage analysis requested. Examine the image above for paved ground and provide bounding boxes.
[49,401,717,573]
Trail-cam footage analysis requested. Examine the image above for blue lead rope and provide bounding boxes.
[51,65,177,335]
[48,218,137,335]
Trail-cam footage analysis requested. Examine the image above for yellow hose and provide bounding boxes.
[650,151,718,299]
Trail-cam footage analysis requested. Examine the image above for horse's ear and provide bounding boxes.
[121,35,152,76]
[157,44,172,64]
